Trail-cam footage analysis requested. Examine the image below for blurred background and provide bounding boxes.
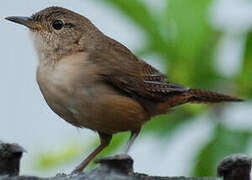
[0,0,252,178]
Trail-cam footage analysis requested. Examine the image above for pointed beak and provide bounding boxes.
[5,16,41,30]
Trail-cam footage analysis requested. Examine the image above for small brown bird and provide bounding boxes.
[6,7,242,173]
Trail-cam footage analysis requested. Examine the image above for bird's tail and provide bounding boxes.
[187,89,243,103]
[156,89,242,114]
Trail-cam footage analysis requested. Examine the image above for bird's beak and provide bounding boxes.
[5,16,42,30]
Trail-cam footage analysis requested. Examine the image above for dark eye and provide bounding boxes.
[52,20,63,30]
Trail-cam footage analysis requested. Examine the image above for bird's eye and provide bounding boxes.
[52,20,63,30]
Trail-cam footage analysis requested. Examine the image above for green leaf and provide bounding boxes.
[99,0,171,58]
[238,32,252,98]
[165,0,214,60]
[164,0,221,88]
[192,123,251,177]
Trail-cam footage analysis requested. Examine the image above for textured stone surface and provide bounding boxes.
[0,141,26,176]
[0,141,250,180]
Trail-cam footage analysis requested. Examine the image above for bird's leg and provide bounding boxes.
[72,132,112,174]
[124,130,140,154]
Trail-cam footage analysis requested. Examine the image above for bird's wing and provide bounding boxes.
[140,62,189,97]
[95,37,189,102]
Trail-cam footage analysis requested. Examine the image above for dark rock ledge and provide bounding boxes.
[0,141,251,180]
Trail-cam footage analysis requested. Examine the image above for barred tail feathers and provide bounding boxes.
[187,89,243,103]
[156,89,242,114]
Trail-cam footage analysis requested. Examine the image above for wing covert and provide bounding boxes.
[97,36,189,101]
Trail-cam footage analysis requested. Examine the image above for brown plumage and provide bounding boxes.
[187,89,242,103]
[5,6,242,173]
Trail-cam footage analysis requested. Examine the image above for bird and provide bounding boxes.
[5,6,242,173]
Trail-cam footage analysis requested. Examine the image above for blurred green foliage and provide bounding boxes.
[193,123,251,176]
[34,0,251,177]
[239,32,252,98]
[34,143,82,170]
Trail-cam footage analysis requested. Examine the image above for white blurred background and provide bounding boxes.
[0,0,252,177]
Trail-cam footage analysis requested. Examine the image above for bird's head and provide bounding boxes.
[6,6,99,61]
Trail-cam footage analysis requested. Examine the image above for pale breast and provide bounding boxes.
[36,52,96,127]
[36,52,149,134]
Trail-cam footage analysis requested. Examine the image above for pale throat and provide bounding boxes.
[30,30,84,67]
[29,30,61,64]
